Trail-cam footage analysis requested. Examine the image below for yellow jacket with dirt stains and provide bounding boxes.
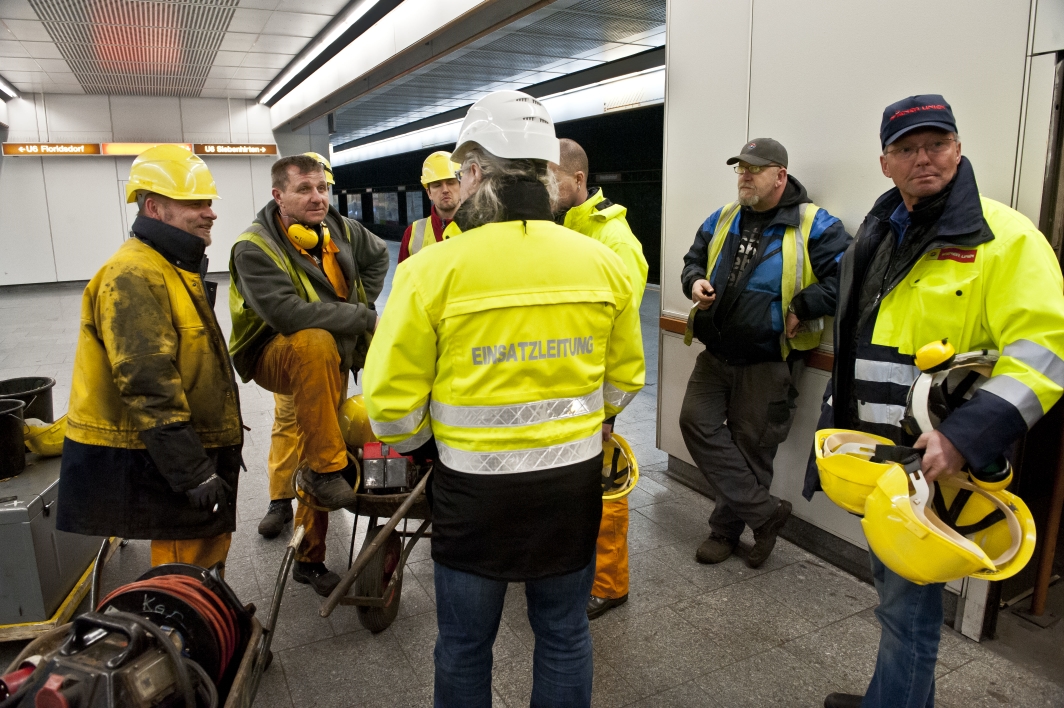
[66,237,242,449]
[563,188,649,308]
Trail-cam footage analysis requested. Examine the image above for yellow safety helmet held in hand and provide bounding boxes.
[421,151,460,187]
[24,415,66,457]
[862,464,1035,585]
[303,151,334,185]
[338,394,377,448]
[125,145,220,203]
[814,429,898,515]
[602,433,639,501]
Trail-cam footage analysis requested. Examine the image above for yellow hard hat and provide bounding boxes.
[125,144,220,203]
[602,433,639,501]
[338,394,377,448]
[24,415,66,457]
[421,151,460,187]
[814,429,898,515]
[303,151,334,185]
[862,465,1035,585]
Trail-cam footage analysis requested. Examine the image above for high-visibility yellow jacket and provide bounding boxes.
[813,157,1064,489]
[363,218,645,472]
[563,188,649,308]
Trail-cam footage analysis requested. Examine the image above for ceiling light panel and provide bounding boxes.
[27,0,239,96]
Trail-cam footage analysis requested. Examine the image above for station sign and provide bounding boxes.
[2,142,279,157]
[194,143,278,155]
[2,143,100,156]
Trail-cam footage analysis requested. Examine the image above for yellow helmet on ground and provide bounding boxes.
[24,415,66,457]
[602,433,639,501]
[303,151,334,185]
[421,151,460,187]
[814,429,898,515]
[862,465,1035,585]
[125,145,220,203]
[338,394,377,448]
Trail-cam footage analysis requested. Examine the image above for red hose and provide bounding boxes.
[98,576,238,682]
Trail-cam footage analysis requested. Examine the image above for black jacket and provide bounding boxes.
[681,176,852,363]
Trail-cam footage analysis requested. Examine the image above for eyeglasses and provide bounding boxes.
[734,164,779,175]
[885,138,956,160]
[456,166,469,183]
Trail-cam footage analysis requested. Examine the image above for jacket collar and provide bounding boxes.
[563,186,606,227]
[253,201,350,295]
[865,156,989,246]
[454,178,553,230]
[738,175,810,230]
[131,215,207,273]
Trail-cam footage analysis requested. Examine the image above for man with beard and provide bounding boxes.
[398,151,461,262]
[679,138,851,568]
[228,154,389,595]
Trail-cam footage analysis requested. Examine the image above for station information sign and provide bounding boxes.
[194,143,278,155]
[2,143,100,156]
[101,142,192,156]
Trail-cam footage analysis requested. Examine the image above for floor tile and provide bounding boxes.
[696,646,845,708]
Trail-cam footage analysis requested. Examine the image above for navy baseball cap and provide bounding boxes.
[880,95,957,148]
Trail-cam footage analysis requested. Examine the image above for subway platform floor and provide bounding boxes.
[1,241,1063,707]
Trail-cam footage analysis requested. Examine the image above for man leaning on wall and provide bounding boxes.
[57,146,243,571]
[228,153,389,596]
[679,139,851,568]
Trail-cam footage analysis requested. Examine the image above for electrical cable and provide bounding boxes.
[185,659,219,708]
[98,575,239,683]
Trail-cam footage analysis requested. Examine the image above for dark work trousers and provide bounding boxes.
[678,350,798,540]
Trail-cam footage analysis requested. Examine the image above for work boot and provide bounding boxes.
[586,594,628,620]
[257,499,293,539]
[824,693,864,708]
[748,499,792,568]
[696,533,737,564]
[299,468,358,509]
[292,561,342,597]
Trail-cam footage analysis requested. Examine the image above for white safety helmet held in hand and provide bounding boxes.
[450,90,560,165]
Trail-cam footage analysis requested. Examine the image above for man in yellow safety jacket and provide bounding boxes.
[364,90,644,707]
[57,146,243,571]
[551,138,649,620]
[680,138,851,569]
[398,151,460,262]
[818,96,1064,708]
[229,154,389,596]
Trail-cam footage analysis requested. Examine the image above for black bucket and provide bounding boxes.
[0,376,56,423]
[0,399,26,478]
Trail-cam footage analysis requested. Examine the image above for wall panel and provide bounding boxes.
[110,96,182,142]
[0,157,56,285]
[43,157,125,281]
[1017,52,1057,222]
[202,157,257,270]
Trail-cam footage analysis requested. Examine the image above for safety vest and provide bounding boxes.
[363,219,645,474]
[408,216,438,256]
[228,220,369,368]
[697,201,823,358]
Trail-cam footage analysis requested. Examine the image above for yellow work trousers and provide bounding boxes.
[591,497,629,599]
[150,533,232,571]
[267,392,329,564]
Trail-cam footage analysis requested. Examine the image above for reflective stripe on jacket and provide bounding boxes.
[408,217,435,256]
[688,200,823,357]
[66,238,242,449]
[563,188,649,308]
[363,219,645,474]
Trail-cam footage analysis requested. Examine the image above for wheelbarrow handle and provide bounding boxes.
[244,524,305,707]
[320,467,433,618]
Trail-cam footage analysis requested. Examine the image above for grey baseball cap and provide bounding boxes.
[726,138,788,168]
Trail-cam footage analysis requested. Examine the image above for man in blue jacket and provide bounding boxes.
[679,139,851,568]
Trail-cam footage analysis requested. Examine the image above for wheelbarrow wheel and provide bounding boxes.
[355,524,403,633]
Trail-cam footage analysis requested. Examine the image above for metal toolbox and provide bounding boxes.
[362,443,417,491]
[0,455,104,624]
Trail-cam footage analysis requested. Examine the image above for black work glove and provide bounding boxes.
[186,473,232,512]
[140,422,215,492]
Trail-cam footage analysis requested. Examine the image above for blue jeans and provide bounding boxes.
[864,551,944,708]
[433,560,595,708]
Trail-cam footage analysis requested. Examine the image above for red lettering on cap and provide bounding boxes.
[937,247,977,263]
[748,142,756,148]
[889,104,948,121]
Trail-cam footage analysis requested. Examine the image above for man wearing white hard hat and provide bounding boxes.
[363,91,645,706]
[398,150,461,262]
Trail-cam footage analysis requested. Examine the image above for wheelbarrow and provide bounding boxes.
[316,468,432,632]
[3,527,306,708]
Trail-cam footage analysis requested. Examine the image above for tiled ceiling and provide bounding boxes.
[329,0,665,147]
[0,0,347,98]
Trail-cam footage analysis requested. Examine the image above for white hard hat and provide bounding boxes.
[451,90,560,165]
